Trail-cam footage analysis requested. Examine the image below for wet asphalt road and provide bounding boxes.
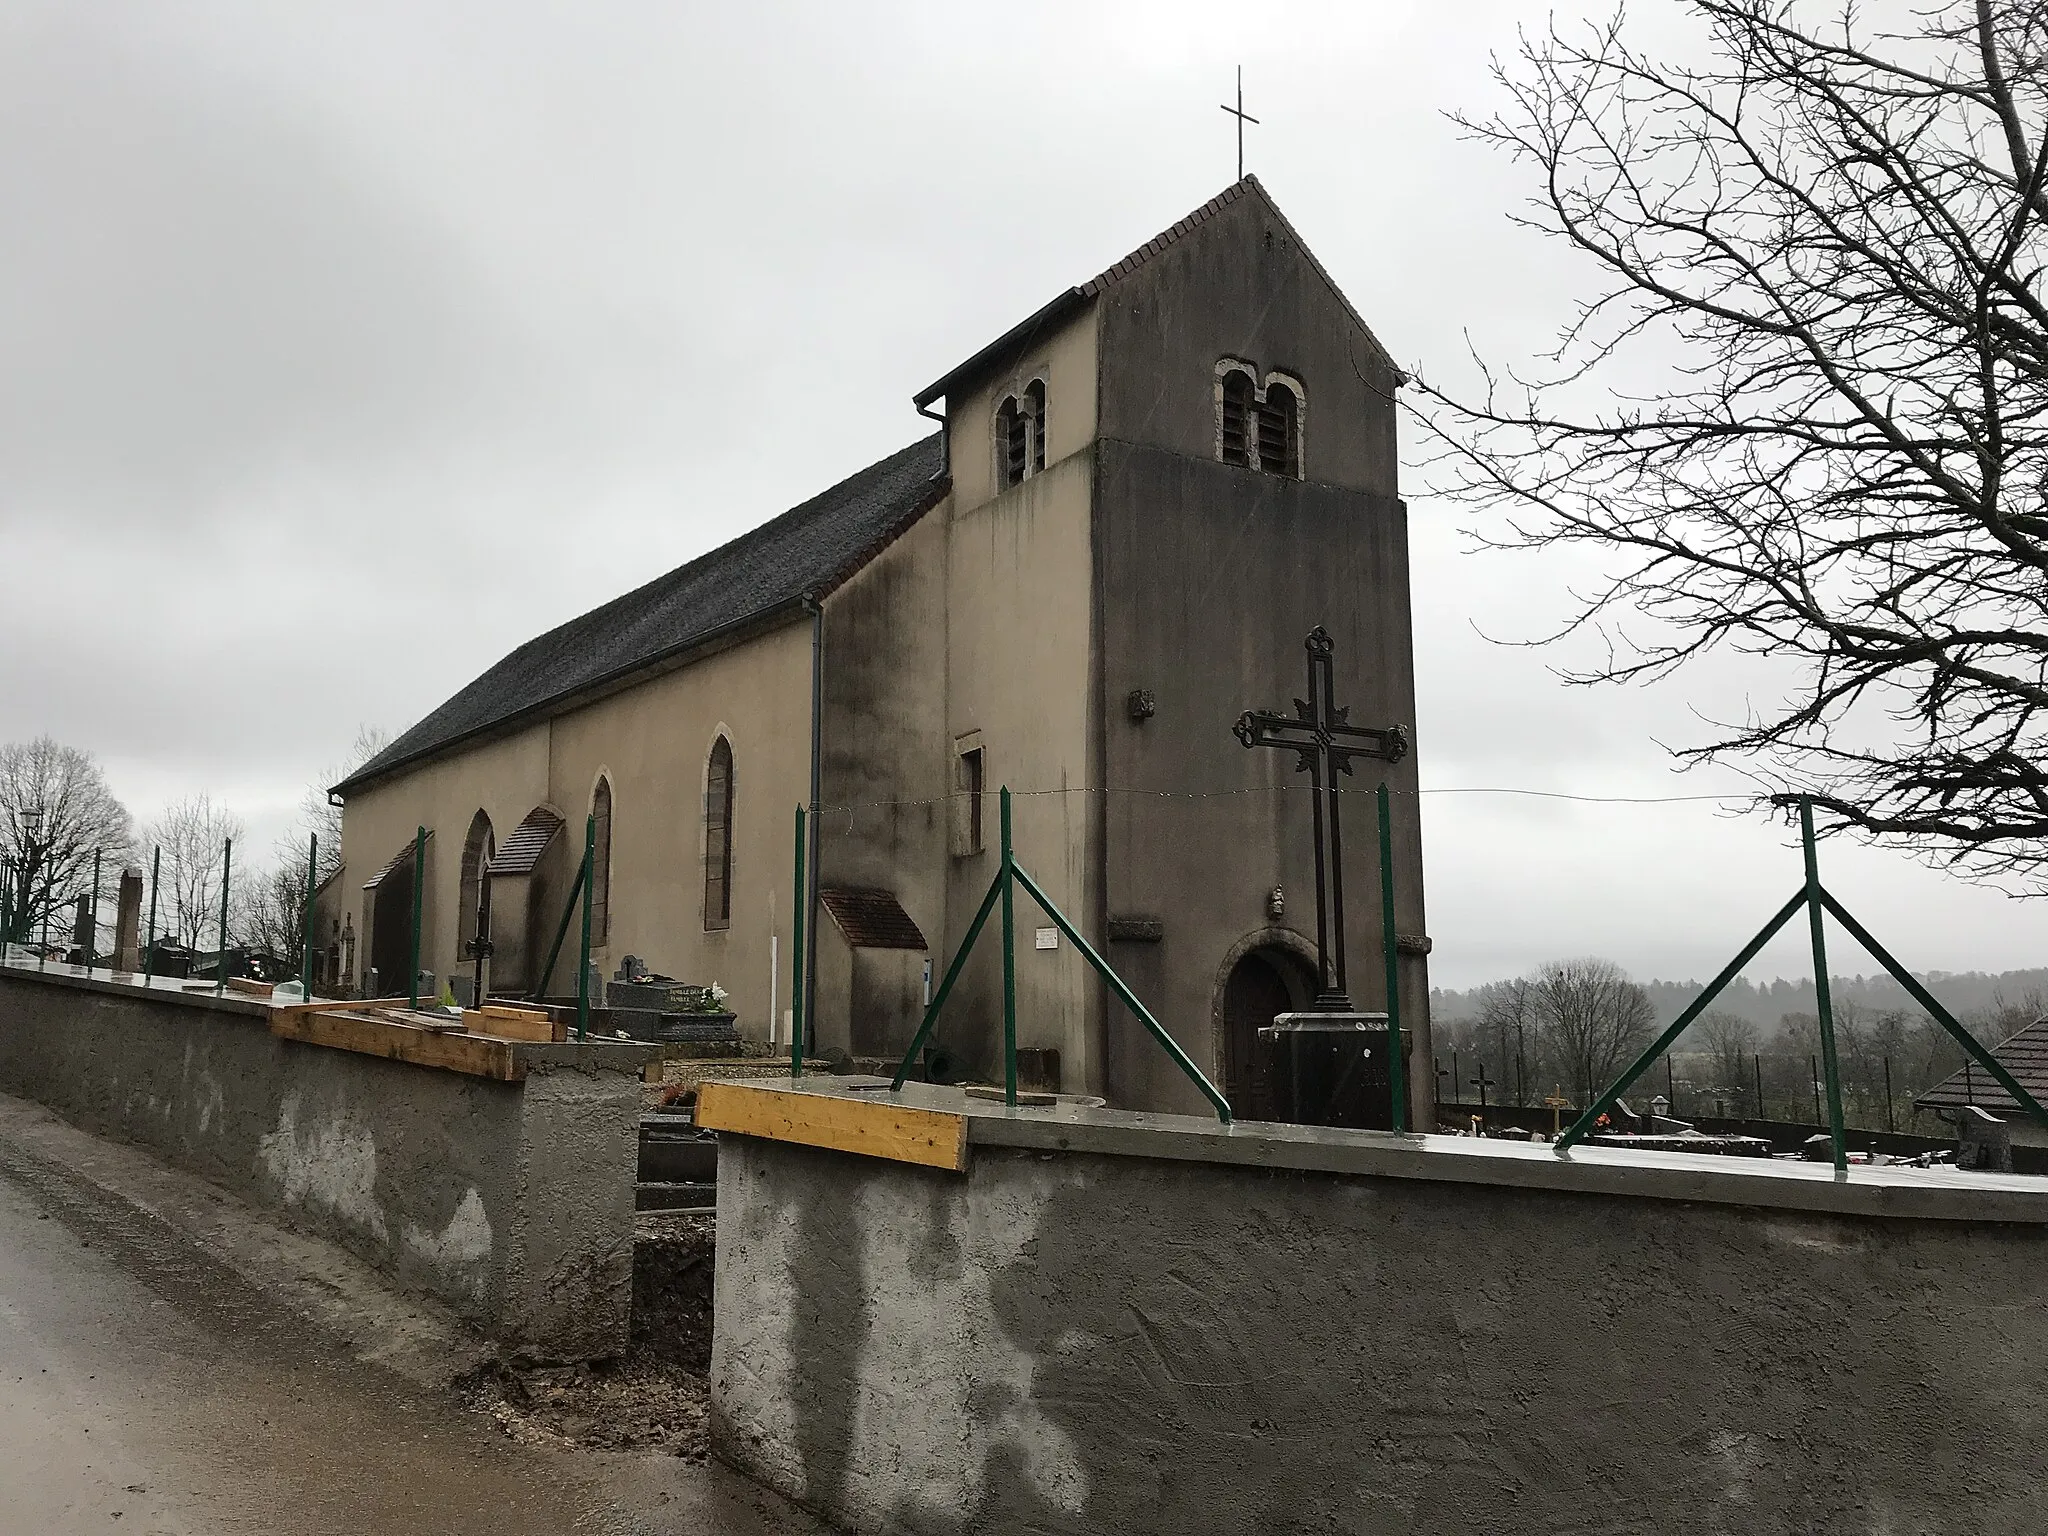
[0,1114,819,1536]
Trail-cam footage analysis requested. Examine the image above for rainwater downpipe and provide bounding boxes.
[803,594,823,1056]
[915,396,948,472]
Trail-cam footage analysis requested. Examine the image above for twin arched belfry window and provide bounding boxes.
[1218,363,1304,479]
[996,379,1047,491]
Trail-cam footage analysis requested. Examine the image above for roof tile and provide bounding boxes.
[340,435,945,793]
[820,887,928,951]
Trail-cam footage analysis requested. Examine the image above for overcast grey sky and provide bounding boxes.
[1,0,2036,989]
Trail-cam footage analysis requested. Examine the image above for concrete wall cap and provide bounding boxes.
[732,1076,2048,1226]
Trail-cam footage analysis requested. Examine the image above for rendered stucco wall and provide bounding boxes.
[0,965,647,1358]
[713,1123,2048,1535]
[339,616,813,1041]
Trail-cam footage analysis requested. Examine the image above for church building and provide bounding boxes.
[332,176,1433,1119]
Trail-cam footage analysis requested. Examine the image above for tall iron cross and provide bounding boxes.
[1234,626,1410,1009]
[1220,65,1258,182]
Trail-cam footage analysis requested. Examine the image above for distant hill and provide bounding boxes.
[1432,966,2048,1032]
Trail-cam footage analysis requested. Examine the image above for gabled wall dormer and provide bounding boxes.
[914,298,1100,516]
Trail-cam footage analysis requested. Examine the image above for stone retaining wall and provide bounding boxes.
[711,1080,2048,1535]
[0,963,654,1358]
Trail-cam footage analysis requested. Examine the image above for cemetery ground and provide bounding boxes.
[0,1093,816,1536]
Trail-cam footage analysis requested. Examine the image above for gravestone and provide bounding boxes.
[1956,1104,2014,1172]
[113,867,143,972]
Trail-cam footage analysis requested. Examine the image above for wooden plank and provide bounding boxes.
[267,996,410,1023]
[695,1081,967,1173]
[225,977,275,998]
[271,1009,524,1082]
[481,1004,549,1023]
[462,1008,554,1043]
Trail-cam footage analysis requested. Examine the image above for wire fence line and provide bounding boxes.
[805,782,1750,818]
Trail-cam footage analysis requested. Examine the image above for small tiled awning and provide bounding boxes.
[490,807,564,876]
[1916,1015,2048,1115]
[361,830,432,891]
[820,887,928,951]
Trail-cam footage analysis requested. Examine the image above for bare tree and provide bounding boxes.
[0,737,133,945]
[235,726,391,976]
[1693,1010,1761,1100]
[1530,957,1656,1105]
[145,795,244,950]
[1413,2,2048,881]
[1474,976,1541,1104]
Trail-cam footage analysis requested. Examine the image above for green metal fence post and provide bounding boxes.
[407,826,425,1009]
[144,847,160,982]
[1000,787,1017,1107]
[300,833,319,995]
[216,836,234,991]
[1,857,12,947]
[87,848,101,973]
[576,814,595,1042]
[1378,784,1406,1133]
[791,805,807,1079]
[1801,801,1849,1173]
[532,859,587,1000]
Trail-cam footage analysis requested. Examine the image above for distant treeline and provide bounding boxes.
[1434,967,2048,1035]
[1429,965,2047,1134]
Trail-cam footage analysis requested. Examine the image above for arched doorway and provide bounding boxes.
[1221,946,1316,1123]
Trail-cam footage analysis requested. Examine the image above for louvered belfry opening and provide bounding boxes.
[704,736,734,931]
[1259,382,1299,477]
[1220,370,1255,466]
[998,396,1028,488]
[1025,379,1047,473]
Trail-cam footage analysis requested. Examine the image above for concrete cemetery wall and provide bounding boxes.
[711,1084,2048,1536]
[0,963,651,1358]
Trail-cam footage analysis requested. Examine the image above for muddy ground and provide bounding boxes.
[464,1211,717,1460]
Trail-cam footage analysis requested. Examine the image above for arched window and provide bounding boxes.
[1220,369,1255,466]
[589,777,613,946]
[704,737,734,931]
[458,809,494,959]
[1025,378,1047,474]
[1259,382,1300,478]
[996,397,1023,489]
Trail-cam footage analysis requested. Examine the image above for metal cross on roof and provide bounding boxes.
[1234,626,1409,1009]
[1219,65,1259,182]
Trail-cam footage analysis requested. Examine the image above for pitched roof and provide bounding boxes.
[489,806,564,877]
[361,829,431,890]
[819,887,928,951]
[338,433,947,795]
[1915,1016,2048,1114]
[912,175,1401,409]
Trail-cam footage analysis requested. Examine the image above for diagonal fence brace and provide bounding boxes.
[1556,888,1808,1154]
[1818,888,2048,1133]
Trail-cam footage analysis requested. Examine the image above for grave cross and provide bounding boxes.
[1234,626,1409,1010]
[1470,1061,1496,1111]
